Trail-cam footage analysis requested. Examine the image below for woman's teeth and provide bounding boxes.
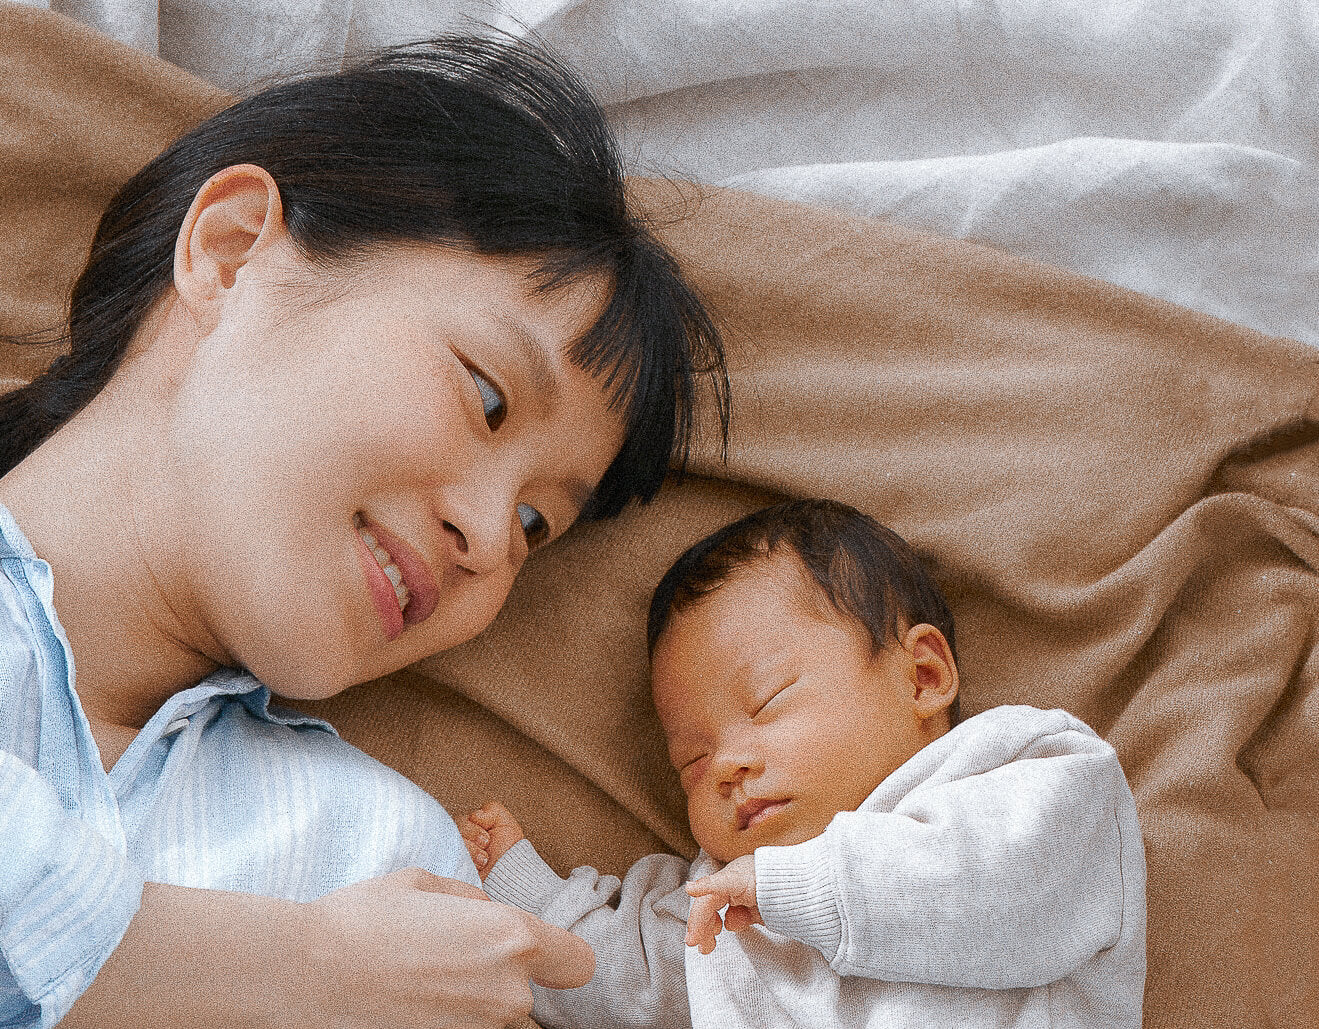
[354,517,411,613]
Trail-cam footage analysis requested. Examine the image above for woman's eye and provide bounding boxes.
[469,367,507,431]
[517,503,549,550]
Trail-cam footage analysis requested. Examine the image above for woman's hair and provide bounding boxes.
[0,35,729,518]
[647,498,960,725]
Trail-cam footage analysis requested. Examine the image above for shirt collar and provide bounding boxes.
[157,665,337,733]
[0,501,38,562]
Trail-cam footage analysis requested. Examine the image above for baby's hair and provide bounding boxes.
[647,498,960,725]
[0,34,730,516]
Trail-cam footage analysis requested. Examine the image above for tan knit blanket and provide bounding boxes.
[2,8,1315,1027]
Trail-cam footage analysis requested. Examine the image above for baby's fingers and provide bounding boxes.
[466,802,517,833]
[685,892,724,955]
[460,817,490,847]
[463,841,491,878]
[467,802,505,830]
[723,904,762,933]
[458,820,492,877]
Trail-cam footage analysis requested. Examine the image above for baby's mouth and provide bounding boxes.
[354,512,411,614]
[736,797,791,831]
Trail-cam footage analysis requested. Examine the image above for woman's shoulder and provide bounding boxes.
[191,667,417,788]
[151,667,478,890]
[0,502,74,754]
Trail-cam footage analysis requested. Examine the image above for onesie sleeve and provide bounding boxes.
[754,711,1134,990]
[483,839,693,1029]
[0,752,146,1027]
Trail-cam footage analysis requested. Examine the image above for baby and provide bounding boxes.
[461,499,1146,1028]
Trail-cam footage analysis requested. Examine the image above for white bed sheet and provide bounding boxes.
[17,0,1319,347]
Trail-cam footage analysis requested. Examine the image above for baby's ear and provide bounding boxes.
[903,623,959,721]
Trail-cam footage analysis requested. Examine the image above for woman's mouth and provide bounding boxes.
[356,514,411,612]
[353,513,440,640]
[736,797,791,831]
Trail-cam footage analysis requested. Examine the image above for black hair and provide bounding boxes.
[647,498,961,725]
[0,35,729,519]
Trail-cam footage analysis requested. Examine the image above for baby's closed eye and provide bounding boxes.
[680,754,710,786]
[750,678,798,719]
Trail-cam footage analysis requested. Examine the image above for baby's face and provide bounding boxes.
[651,554,948,864]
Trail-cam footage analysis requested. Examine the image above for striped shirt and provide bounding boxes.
[0,503,479,1027]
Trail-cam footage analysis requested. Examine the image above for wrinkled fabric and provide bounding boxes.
[483,707,1145,1029]
[15,0,1319,347]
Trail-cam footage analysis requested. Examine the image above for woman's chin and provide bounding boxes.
[236,635,370,702]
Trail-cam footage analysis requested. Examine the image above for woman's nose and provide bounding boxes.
[433,487,514,577]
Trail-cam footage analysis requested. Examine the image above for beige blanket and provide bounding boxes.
[2,8,1316,1027]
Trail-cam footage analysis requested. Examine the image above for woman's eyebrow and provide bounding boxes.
[488,313,601,513]
[490,312,561,412]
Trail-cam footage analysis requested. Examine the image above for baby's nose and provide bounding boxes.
[716,764,749,797]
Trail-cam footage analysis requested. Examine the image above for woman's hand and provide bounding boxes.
[65,871,594,1029]
[308,866,594,1025]
[684,854,762,955]
[461,800,527,879]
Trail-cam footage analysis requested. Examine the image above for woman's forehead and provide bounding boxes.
[326,243,609,324]
[317,244,619,399]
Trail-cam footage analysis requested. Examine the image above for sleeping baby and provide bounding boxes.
[461,498,1147,1028]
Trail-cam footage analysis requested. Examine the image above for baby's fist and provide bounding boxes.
[460,801,525,880]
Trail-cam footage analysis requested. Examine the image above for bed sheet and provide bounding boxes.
[15,0,1319,348]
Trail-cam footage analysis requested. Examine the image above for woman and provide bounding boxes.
[0,35,727,1029]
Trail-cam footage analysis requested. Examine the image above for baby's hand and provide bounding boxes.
[460,801,526,880]
[684,854,762,954]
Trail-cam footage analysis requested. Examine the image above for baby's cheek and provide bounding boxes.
[686,795,738,861]
[685,794,715,844]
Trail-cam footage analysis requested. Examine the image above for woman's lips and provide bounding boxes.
[355,535,403,641]
[737,797,791,831]
[354,516,440,640]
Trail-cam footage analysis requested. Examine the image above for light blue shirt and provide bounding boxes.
[0,504,480,1027]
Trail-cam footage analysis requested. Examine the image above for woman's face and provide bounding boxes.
[152,243,626,698]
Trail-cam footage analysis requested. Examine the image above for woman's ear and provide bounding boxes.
[173,164,287,328]
[903,623,959,725]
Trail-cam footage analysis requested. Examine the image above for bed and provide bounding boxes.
[1,3,1316,1027]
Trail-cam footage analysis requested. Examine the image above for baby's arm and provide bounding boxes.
[464,802,694,1029]
[752,709,1142,990]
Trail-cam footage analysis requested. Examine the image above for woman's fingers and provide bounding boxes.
[382,866,490,901]
[521,917,597,990]
[309,871,593,1026]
